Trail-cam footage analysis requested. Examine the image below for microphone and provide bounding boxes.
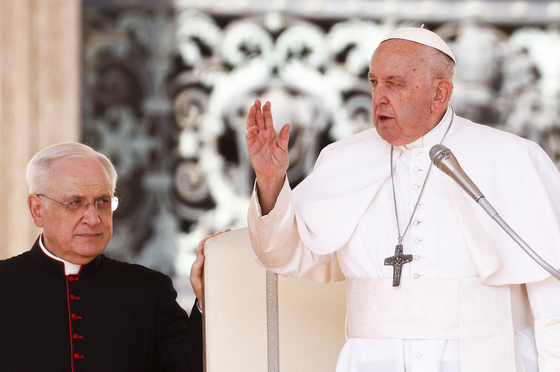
[429,144,483,202]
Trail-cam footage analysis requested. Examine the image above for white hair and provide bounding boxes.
[26,142,118,194]
[425,47,455,83]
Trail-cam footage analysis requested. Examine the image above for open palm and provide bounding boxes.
[246,100,290,185]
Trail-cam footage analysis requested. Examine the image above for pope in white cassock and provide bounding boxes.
[245,27,560,371]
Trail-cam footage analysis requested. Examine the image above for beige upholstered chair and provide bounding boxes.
[203,227,346,372]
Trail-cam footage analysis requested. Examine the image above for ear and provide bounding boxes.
[28,195,44,228]
[431,79,453,113]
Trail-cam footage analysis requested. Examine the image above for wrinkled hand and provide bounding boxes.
[246,100,290,214]
[190,229,231,310]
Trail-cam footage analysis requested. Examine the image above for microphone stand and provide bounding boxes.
[477,197,560,281]
[431,144,560,281]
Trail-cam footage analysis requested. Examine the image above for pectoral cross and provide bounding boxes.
[384,243,413,287]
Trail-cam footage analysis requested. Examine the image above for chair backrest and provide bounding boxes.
[203,227,347,372]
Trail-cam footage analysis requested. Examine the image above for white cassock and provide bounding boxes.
[248,107,560,372]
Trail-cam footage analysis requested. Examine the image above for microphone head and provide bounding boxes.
[429,144,451,169]
[429,143,484,201]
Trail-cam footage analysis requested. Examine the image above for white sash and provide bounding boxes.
[346,277,531,371]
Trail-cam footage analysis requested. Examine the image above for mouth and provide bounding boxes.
[376,114,394,126]
[77,233,102,239]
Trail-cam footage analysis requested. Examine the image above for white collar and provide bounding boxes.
[39,235,82,276]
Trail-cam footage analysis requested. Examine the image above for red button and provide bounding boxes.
[73,334,84,339]
[71,314,82,319]
[74,353,84,359]
[69,276,79,282]
[70,295,80,300]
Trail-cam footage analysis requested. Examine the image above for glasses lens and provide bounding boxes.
[65,200,84,211]
[111,196,119,212]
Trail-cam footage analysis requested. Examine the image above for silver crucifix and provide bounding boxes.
[384,244,413,287]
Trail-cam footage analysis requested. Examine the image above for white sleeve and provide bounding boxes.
[526,275,560,371]
[247,177,335,277]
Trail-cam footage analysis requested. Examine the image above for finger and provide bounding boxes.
[190,253,203,280]
[198,230,228,253]
[246,100,262,132]
[246,119,259,145]
[246,105,256,131]
[191,253,203,274]
[254,100,265,133]
[197,237,206,256]
[190,256,204,303]
[195,253,205,268]
[278,123,290,150]
[263,101,273,132]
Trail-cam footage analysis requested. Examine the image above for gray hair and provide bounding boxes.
[26,142,118,194]
[424,46,455,83]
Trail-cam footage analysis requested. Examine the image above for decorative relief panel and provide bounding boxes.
[83,7,181,274]
[83,5,560,276]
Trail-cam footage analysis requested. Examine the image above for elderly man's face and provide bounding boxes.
[29,157,114,265]
[368,39,440,146]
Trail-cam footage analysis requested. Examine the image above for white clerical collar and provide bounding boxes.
[403,106,453,149]
[39,235,81,276]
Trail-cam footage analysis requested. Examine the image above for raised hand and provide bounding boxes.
[246,100,290,215]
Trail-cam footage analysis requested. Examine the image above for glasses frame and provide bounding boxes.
[36,194,119,213]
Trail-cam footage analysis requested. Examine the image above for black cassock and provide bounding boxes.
[0,238,202,372]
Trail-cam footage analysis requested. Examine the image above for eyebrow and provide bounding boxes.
[64,193,113,200]
[368,73,407,84]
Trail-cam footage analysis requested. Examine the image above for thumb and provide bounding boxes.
[278,124,290,148]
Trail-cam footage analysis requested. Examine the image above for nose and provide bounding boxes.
[371,84,389,106]
[81,203,101,225]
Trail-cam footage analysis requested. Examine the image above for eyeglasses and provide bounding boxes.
[37,194,119,213]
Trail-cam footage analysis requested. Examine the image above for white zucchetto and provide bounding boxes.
[380,27,456,63]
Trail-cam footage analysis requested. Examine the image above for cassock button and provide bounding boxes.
[413,238,421,244]
[414,255,421,260]
[413,273,421,279]
[74,353,84,359]
[416,352,423,359]
[70,295,80,300]
[69,276,79,282]
[414,150,421,156]
[73,334,84,339]
[71,314,82,319]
